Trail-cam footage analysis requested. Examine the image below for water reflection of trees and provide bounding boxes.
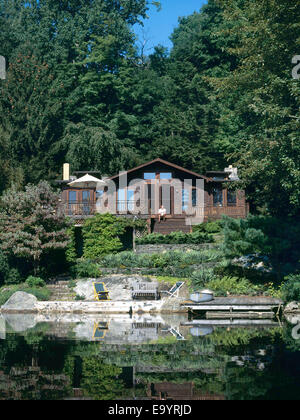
[0,326,299,400]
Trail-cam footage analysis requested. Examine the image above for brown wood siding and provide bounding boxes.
[59,160,249,227]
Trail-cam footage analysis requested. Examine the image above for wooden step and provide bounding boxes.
[152,221,192,234]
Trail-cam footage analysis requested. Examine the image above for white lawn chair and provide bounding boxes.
[162,282,185,299]
[161,326,185,341]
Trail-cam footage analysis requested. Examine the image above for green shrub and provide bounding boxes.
[75,295,86,301]
[82,214,126,259]
[71,259,102,279]
[5,268,22,285]
[281,275,300,302]
[193,221,222,234]
[205,276,261,297]
[26,276,46,288]
[68,279,76,289]
[24,287,51,301]
[100,250,223,271]
[66,226,78,263]
[0,284,51,306]
[204,221,222,234]
[0,251,10,285]
[155,276,190,286]
[213,262,277,284]
[221,215,267,258]
[221,215,300,274]
[136,231,213,245]
[191,268,215,288]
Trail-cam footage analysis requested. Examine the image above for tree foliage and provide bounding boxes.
[214,0,300,215]
[82,213,126,259]
[1,0,300,218]
[0,181,70,275]
[221,215,300,278]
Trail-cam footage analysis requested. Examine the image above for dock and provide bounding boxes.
[181,319,280,327]
[182,297,283,319]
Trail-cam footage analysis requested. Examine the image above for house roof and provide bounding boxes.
[206,171,228,175]
[108,158,213,182]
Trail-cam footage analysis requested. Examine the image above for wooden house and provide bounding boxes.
[58,158,248,233]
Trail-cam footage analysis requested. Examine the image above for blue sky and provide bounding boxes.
[134,0,208,54]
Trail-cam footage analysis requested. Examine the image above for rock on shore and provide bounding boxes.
[1,292,38,312]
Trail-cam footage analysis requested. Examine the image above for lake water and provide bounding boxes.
[0,314,299,400]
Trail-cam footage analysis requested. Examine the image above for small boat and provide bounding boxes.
[190,290,214,303]
[190,326,214,337]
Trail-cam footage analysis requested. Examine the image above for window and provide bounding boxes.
[82,191,91,201]
[144,172,172,180]
[127,190,135,212]
[117,189,126,212]
[227,190,237,207]
[160,172,172,180]
[68,191,77,203]
[68,191,77,216]
[82,191,92,215]
[192,189,197,207]
[144,173,156,180]
[213,186,223,207]
[182,189,189,212]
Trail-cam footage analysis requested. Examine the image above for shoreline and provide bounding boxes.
[0,295,189,315]
[0,292,286,315]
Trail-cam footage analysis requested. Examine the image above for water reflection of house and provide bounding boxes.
[147,382,225,400]
[91,320,163,344]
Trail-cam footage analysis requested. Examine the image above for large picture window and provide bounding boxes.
[182,189,189,211]
[127,190,135,212]
[227,190,237,207]
[144,173,156,180]
[160,172,172,180]
[68,191,77,203]
[117,189,126,212]
[213,186,223,207]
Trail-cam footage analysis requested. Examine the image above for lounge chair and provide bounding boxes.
[93,321,109,340]
[161,326,185,341]
[161,282,185,298]
[93,282,110,301]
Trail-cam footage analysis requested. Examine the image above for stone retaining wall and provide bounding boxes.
[1,299,188,315]
[99,263,216,276]
[0,287,189,315]
[135,243,216,254]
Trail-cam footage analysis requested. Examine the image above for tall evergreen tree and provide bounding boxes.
[0,0,155,187]
[214,0,300,215]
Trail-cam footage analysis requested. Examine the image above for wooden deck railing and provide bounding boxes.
[60,201,248,219]
[60,201,96,216]
[191,205,248,220]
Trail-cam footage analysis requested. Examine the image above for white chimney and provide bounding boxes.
[225,165,239,181]
[63,163,70,181]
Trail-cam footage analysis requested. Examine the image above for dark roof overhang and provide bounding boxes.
[108,158,213,182]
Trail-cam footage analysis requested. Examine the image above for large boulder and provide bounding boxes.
[1,292,38,312]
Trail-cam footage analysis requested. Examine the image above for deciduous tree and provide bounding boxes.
[0,181,70,275]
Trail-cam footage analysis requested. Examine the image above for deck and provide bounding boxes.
[182,297,283,319]
[181,319,280,327]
